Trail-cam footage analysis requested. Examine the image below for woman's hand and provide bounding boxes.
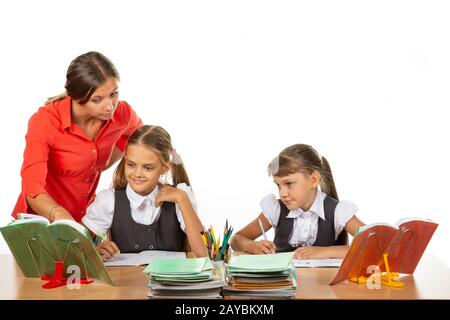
[247,240,277,254]
[293,246,331,259]
[97,241,120,261]
[155,184,187,207]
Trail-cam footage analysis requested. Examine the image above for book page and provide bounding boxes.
[355,222,397,236]
[292,258,343,268]
[17,213,50,223]
[9,213,50,226]
[104,253,140,267]
[396,217,432,226]
[50,219,90,238]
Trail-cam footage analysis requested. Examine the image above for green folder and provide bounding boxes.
[0,215,115,286]
[228,252,294,273]
[151,270,214,282]
[143,257,212,275]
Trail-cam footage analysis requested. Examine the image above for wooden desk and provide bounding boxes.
[1,254,449,299]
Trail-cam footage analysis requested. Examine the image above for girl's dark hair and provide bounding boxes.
[46,51,120,104]
[268,144,338,200]
[113,125,191,189]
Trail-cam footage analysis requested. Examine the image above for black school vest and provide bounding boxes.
[274,195,347,252]
[110,188,186,253]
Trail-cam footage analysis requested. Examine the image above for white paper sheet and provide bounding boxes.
[292,258,343,268]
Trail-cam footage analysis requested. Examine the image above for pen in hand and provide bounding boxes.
[97,231,120,257]
[258,218,268,241]
[98,232,108,242]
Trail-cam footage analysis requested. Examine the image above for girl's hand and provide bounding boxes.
[155,184,187,207]
[97,241,120,261]
[293,246,330,259]
[248,240,277,254]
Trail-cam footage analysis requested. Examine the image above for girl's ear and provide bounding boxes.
[310,171,321,189]
[162,161,172,175]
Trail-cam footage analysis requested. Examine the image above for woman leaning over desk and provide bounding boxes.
[12,51,142,223]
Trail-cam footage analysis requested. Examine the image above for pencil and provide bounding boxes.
[258,218,268,241]
[98,232,108,242]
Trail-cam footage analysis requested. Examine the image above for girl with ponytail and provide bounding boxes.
[82,125,206,259]
[231,144,365,259]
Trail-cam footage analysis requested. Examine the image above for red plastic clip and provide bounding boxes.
[41,260,93,289]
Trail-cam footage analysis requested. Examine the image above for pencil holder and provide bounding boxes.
[223,246,232,264]
[212,260,226,279]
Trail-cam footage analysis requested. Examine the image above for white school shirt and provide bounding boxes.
[260,190,358,247]
[82,183,197,237]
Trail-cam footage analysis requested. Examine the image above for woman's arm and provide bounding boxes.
[26,194,74,222]
[230,213,276,254]
[19,111,75,221]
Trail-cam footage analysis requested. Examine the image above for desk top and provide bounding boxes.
[1,254,449,300]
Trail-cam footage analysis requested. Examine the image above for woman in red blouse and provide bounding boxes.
[12,51,142,223]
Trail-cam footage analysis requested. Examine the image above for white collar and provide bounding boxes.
[286,189,326,221]
[125,184,160,209]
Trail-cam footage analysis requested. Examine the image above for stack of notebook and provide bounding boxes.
[143,257,225,299]
[223,252,296,299]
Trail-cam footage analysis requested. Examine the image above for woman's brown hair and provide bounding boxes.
[113,125,191,189]
[46,51,120,104]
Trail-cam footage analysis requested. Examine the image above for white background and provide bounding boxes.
[0,1,449,267]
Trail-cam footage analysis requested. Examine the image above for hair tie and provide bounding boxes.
[267,156,281,176]
[171,148,183,165]
[317,152,323,163]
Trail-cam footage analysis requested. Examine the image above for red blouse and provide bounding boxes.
[12,96,142,222]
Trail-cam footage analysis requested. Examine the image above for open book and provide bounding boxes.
[104,250,186,267]
[292,258,343,268]
[330,217,438,285]
[15,213,91,237]
[0,213,114,286]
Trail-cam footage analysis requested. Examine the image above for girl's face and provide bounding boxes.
[81,77,119,121]
[124,144,169,196]
[273,171,320,211]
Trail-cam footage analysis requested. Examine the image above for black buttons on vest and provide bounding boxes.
[111,189,186,253]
